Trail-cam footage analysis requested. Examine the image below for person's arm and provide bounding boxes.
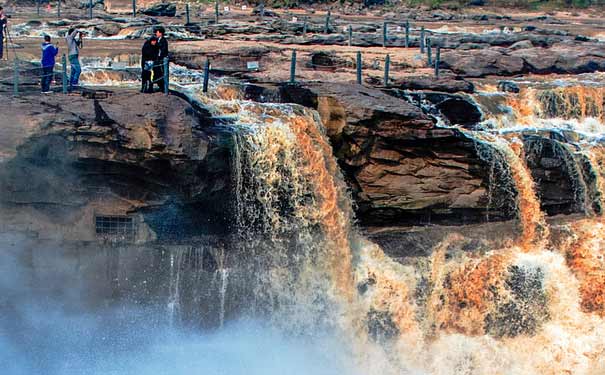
[54,46,59,56]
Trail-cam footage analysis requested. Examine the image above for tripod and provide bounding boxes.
[4,23,18,61]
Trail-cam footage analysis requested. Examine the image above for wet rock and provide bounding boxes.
[390,90,482,127]
[78,0,103,9]
[441,41,605,77]
[244,83,516,226]
[142,3,177,17]
[94,22,121,36]
[522,135,588,215]
[497,80,520,93]
[485,265,550,338]
[0,89,232,241]
[394,76,475,93]
[367,309,399,342]
[509,39,533,50]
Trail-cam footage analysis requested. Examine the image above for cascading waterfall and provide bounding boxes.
[194,85,605,374]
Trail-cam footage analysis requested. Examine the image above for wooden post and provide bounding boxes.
[356,51,362,85]
[427,38,432,66]
[290,50,297,84]
[435,46,440,78]
[348,25,352,47]
[405,20,410,48]
[215,2,219,23]
[163,57,169,94]
[62,54,68,94]
[202,59,210,93]
[324,10,330,34]
[420,26,425,53]
[383,54,390,87]
[132,0,136,17]
[13,60,18,96]
[89,0,93,19]
[382,21,388,48]
[185,3,190,24]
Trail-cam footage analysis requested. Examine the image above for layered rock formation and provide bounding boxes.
[0,90,232,241]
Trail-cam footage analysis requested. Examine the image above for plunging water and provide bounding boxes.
[187,85,605,374]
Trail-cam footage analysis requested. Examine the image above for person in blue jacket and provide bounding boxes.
[41,35,59,93]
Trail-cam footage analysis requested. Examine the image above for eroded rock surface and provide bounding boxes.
[0,90,232,241]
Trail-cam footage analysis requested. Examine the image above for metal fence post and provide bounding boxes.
[89,0,93,19]
[435,46,441,78]
[348,25,352,47]
[57,0,61,18]
[62,54,68,94]
[202,59,210,93]
[259,1,265,21]
[302,17,307,37]
[13,60,19,96]
[383,54,390,87]
[132,0,136,17]
[356,51,362,85]
[427,38,432,66]
[163,57,169,94]
[289,50,296,84]
[382,21,388,48]
[185,3,190,24]
[37,0,40,16]
[215,2,219,23]
[420,26,425,53]
[405,20,410,48]
[324,10,330,34]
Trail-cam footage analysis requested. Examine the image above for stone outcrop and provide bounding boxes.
[243,83,517,226]
[440,41,605,77]
[0,90,232,241]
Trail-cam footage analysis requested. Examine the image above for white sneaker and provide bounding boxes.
[41,91,53,94]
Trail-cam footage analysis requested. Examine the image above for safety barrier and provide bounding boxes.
[2,4,444,97]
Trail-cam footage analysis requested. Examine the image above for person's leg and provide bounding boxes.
[69,54,81,88]
[0,33,4,60]
[47,67,54,91]
[41,67,52,92]
[153,65,164,93]
[41,67,47,92]
[141,69,150,93]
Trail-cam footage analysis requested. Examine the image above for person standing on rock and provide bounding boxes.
[0,7,7,61]
[153,26,169,93]
[141,36,158,93]
[40,35,58,93]
[65,28,83,90]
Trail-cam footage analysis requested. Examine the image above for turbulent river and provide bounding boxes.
[2,68,605,375]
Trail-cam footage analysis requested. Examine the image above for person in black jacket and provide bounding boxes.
[153,26,169,93]
[141,36,157,93]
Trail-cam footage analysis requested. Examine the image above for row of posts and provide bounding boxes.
[287,48,440,87]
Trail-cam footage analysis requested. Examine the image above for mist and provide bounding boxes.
[0,234,358,375]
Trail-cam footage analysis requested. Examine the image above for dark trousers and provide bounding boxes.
[141,69,152,93]
[153,64,165,93]
[0,32,3,60]
[41,66,54,92]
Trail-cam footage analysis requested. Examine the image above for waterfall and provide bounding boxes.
[192,87,605,374]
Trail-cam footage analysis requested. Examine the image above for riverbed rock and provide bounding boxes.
[441,41,605,77]
[142,2,177,17]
